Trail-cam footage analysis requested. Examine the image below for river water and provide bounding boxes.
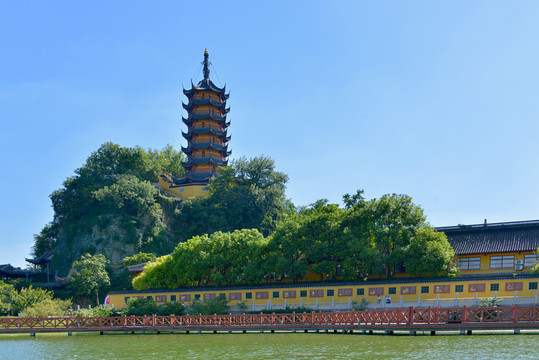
[0,332,537,360]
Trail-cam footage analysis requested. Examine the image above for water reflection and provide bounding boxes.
[0,332,536,360]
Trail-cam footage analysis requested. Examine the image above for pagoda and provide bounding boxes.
[159,49,231,199]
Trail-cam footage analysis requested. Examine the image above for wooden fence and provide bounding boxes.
[1,305,538,334]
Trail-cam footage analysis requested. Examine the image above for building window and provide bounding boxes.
[388,287,396,295]
[490,283,499,292]
[170,295,176,302]
[201,187,208,192]
[524,254,539,268]
[490,255,514,269]
[421,286,429,294]
[178,188,185,193]
[245,292,252,299]
[194,294,201,300]
[300,290,307,298]
[529,282,538,290]
[146,296,153,300]
[124,297,130,303]
[272,291,279,298]
[357,288,364,296]
[327,289,334,297]
[455,285,464,293]
[457,257,481,271]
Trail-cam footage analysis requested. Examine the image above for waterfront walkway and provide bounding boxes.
[1,305,538,336]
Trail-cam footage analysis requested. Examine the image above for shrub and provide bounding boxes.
[11,286,54,314]
[187,296,229,315]
[156,301,185,316]
[22,298,73,317]
[479,297,501,307]
[258,306,313,314]
[75,305,124,317]
[0,281,15,315]
[122,298,185,316]
[125,298,157,316]
[237,300,249,313]
[352,297,369,311]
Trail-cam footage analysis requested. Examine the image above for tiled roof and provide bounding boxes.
[0,263,37,277]
[436,220,539,255]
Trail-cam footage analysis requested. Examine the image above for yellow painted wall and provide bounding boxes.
[455,252,536,275]
[108,277,539,309]
[158,176,209,200]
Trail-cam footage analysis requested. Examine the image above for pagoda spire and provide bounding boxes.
[203,48,210,80]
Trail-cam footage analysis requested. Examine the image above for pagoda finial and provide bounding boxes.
[203,48,210,80]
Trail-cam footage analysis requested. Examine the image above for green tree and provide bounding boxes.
[266,215,309,282]
[70,254,111,305]
[132,255,177,290]
[0,281,15,315]
[178,156,289,238]
[93,175,166,250]
[32,222,59,258]
[123,252,157,269]
[122,297,185,316]
[133,229,268,289]
[187,295,229,315]
[34,142,185,272]
[268,200,345,282]
[405,227,454,276]
[22,298,72,317]
[342,192,454,279]
[11,286,54,314]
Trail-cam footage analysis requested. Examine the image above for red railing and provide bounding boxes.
[1,305,538,333]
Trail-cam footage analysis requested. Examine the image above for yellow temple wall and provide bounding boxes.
[108,277,539,309]
[158,177,209,199]
[455,251,536,275]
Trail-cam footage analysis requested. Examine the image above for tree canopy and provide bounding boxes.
[70,253,111,305]
[32,147,289,278]
[32,141,454,292]
[133,191,455,290]
[177,156,290,238]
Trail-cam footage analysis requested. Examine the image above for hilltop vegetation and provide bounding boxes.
[32,143,290,279]
[33,142,186,274]
[32,142,454,294]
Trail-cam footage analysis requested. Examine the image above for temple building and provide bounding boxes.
[159,49,231,199]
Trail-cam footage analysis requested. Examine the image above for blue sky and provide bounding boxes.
[1,1,539,267]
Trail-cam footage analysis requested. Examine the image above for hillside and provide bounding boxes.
[32,143,289,278]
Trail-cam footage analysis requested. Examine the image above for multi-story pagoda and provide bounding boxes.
[159,49,231,199]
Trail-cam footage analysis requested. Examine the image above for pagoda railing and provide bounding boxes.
[1,305,538,333]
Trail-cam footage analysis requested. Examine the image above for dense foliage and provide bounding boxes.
[123,253,157,269]
[133,192,455,290]
[32,142,186,273]
[32,144,289,279]
[0,281,62,316]
[177,156,290,238]
[123,298,185,316]
[0,281,14,315]
[187,296,229,315]
[32,141,455,294]
[70,253,111,305]
[22,298,73,317]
